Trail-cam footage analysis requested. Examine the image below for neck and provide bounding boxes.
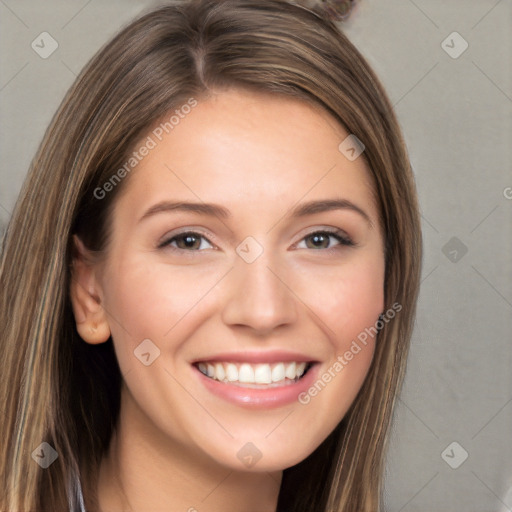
[96,385,282,512]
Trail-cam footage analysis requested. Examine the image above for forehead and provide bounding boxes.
[114,88,379,224]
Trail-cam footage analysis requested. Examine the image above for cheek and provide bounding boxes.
[289,258,384,442]
[101,254,226,364]
[298,255,385,342]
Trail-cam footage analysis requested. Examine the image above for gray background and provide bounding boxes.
[1,1,511,511]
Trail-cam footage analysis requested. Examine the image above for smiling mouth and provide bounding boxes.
[194,361,315,388]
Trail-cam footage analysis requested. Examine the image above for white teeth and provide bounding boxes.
[285,362,296,380]
[196,361,310,384]
[238,363,254,383]
[226,363,238,382]
[296,362,307,377]
[214,363,225,381]
[271,363,285,382]
[254,364,272,384]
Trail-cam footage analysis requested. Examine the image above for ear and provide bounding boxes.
[69,235,111,344]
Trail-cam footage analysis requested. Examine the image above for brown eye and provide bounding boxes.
[305,232,331,249]
[158,232,214,251]
[175,234,202,250]
[300,230,354,250]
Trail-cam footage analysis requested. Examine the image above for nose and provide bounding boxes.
[221,249,298,335]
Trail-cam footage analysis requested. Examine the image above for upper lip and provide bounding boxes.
[191,350,319,365]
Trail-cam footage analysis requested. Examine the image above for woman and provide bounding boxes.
[0,0,422,510]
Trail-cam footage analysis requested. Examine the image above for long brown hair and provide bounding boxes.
[0,1,422,510]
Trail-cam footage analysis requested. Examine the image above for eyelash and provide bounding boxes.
[157,229,355,254]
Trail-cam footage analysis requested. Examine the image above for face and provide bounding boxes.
[71,88,385,472]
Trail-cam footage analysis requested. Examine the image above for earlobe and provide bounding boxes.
[69,235,111,344]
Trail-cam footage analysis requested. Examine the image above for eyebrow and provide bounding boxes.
[139,198,373,228]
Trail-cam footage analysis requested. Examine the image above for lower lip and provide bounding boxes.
[193,363,320,409]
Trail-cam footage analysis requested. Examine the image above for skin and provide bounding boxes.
[70,88,385,512]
